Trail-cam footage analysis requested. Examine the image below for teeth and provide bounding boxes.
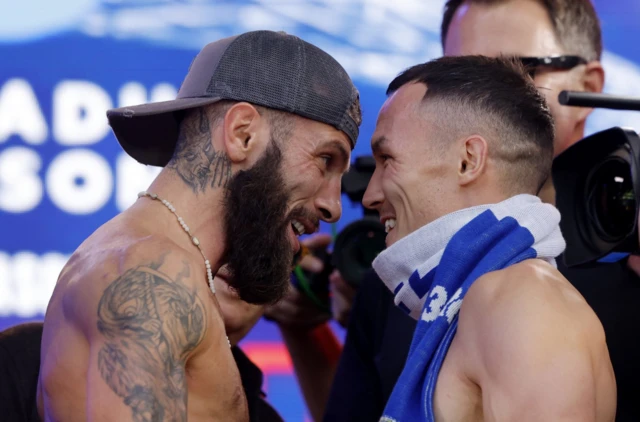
[292,220,305,236]
[385,218,396,233]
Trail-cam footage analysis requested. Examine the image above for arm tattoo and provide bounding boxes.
[96,261,206,422]
[167,108,232,194]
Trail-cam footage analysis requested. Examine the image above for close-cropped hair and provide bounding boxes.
[387,55,555,194]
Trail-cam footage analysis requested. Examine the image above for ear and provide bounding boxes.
[575,61,605,122]
[221,102,269,164]
[457,135,488,186]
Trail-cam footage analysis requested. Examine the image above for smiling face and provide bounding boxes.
[222,112,352,304]
[363,83,460,246]
[279,116,353,243]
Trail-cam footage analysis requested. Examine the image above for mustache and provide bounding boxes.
[287,207,320,231]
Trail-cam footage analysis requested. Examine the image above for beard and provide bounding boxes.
[221,140,297,305]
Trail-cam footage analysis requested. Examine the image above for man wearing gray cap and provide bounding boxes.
[36,30,361,422]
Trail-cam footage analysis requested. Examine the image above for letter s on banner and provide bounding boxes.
[0,147,43,213]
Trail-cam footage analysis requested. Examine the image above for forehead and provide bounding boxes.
[444,0,565,58]
[290,115,352,150]
[372,83,428,148]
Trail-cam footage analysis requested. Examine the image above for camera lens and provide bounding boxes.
[332,219,387,288]
[586,157,636,241]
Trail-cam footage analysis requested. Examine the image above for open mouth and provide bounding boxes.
[384,218,396,233]
[288,218,318,254]
[291,219,306,236]
[290,216,319,237]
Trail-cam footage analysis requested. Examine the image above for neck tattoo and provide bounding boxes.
[138,191,231,348]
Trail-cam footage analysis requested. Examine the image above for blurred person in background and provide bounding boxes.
[35,29,361,422]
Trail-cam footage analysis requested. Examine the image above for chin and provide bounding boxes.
[385,230,398,247]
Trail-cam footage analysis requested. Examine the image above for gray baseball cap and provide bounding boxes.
[107,30,361,167]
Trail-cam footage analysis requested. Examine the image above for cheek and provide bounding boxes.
[380,167,403,200]
[284,166,324,203]
[381,167,418,215]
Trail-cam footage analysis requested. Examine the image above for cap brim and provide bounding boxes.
[107,96,224,167]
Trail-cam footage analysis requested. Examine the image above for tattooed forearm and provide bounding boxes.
[167,107,232,193]
[97,262,206,422]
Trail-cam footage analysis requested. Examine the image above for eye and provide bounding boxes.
[321,154,333,167]
[379,154,392,164]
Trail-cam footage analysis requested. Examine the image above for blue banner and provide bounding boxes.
[1,1,640,420]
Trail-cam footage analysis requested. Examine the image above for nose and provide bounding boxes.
[315,177,342,223]
[362,167,384,211]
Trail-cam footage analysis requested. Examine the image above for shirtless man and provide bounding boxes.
[362,56,615,420]
[36,30,361,422]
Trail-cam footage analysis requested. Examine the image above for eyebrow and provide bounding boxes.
[371,136,388,156]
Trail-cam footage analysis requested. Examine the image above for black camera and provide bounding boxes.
[332,156,387,286]
[291,156,386,309]
[554,127,640,267]
[552,91,640,267]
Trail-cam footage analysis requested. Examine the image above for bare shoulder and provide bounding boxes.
[60,232,223,349]
[459,259,607,360]
[40,218,248,421]
[461,259,603,340]
[456,259,616,421]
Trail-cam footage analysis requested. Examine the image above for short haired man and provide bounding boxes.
[363,55,615,421]
[36,30,361,422]
[324,2,636,420]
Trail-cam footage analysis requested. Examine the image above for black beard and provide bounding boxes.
[221,141,295,305]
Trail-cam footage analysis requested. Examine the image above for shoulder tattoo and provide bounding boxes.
[96,260,206,421]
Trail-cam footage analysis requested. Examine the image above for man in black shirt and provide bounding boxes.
[324,0,639,420]
[323,270,415,421]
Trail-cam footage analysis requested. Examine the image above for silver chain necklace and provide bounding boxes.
[138,191,231,348]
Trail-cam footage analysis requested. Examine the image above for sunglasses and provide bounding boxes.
[517,55,588,78]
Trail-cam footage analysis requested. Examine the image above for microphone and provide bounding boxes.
[558,91,640,111]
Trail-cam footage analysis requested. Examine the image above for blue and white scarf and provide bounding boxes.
[372,194,566,422]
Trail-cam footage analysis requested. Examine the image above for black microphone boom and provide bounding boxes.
[559,91,640,111]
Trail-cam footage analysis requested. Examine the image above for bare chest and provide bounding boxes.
[185,346,249,421]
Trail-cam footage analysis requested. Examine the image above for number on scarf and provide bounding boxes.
[421,286,448,322]
[443,287,463,324]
